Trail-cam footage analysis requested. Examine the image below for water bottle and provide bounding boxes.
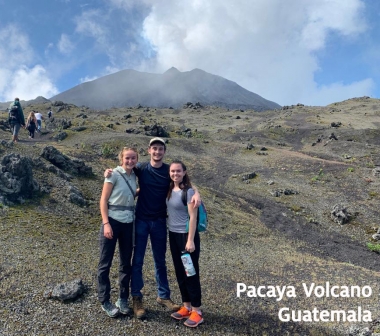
[181,251,196,277]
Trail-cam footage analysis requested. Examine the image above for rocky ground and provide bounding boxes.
[1,97,380,335]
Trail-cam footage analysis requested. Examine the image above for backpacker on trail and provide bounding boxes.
[8,98,24,126]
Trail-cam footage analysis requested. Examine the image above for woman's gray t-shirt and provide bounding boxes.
[105,166,136,223]
[166,188,195,233]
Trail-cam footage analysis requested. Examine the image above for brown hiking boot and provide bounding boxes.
[156,297,181,312]
[132,296,146,319]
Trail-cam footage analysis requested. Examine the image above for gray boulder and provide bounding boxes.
[67,185,87,207]
[372,167,380,177]
[143,124,169,137]
[241,172,257,181]
[331,204,350,225]
[45,118,71,131]
[44,279,85,301]
[41,146,92,176]
[52,132,67,141]
[0,153,39,202]
[52,100,64,106]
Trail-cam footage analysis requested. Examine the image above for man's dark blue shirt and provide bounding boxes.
[134,162,170,220]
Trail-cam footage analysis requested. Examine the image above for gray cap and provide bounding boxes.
[149,137,166,146]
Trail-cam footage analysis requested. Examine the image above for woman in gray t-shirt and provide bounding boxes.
[166,160,203,328]
[98,147,138,318]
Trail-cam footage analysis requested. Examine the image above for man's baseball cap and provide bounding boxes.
[149,137,166,146]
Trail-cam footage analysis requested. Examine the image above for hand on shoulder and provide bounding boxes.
[104,168,113,178]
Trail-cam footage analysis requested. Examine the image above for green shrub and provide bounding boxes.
[311,169,324,182]
[369,191,378,198]
[290,205,301,213]
[101,143,114,158]
[367,242,380,252]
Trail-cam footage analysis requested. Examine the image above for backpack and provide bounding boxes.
[181,189,208,232]
[9,103,19,121]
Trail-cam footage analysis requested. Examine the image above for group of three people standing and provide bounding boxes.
[98,137,204,328]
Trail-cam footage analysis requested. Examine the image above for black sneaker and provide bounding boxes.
[101,301,119,318]
[115,298,130,315]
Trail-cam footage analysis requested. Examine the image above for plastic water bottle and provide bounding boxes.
[181,251,196,277]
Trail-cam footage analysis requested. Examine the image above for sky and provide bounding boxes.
[0,0,379,106]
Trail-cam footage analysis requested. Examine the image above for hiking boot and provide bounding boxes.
[132,296,146,319]
[156,297,181,311]
[115,298,130,315]
[101,300,119,318]
[184,310,204,328]
[171,306,191,320]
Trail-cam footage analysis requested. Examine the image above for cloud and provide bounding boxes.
[58,34,74,54]
[134,0,370,105]
[0,24,33,68]
[75,9,109,48]
[4,65,58,100]
[79,75,98,83]
[0,24,58,101]
[305,78,375,106]
[74,5,153,69]
[79,65,120,84]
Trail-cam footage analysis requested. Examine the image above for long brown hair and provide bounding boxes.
[167,160,192,200]
[28,111,35,120]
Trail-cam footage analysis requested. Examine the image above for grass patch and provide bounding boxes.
[367,242,380,253]
[290,204,302,213]
[369,191,379,198]
[311,169,324,182]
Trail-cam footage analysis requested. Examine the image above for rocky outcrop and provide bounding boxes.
[331,204,350,225]
[241,172,257,181]
[0,153,39,203]
[372,167,380,177]
[52,132,68,141]
[44,279,85,301]
[41,146,92,176]
[45,117,72,131]
[143,124,169,137]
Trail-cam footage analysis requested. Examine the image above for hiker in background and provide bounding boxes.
[34,111,44,132]
[8,97,25,143]
[25,111,37,139]
[98,147,138,318]
[166,160,203,328]
[48,110,52,119]
[104,137,201,320]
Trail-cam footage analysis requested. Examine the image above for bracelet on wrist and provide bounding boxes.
[102,222,110,226]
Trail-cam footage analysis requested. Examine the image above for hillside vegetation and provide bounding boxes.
[1,97,380,335]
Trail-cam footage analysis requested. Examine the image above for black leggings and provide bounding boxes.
[28,127,35,138]
[169,230,201,307]
[97,217,133,303]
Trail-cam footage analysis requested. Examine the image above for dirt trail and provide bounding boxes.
[271,146,349,165]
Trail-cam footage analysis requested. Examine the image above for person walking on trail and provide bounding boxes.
[48,110,52,119]
[166,160,204,328]
[25,111,37,139]
[8,97,25,143]
[34,111,44,132]
[104,137,201,320]
[98,147,138,318]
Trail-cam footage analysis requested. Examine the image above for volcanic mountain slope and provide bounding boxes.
[0,96,380,335]
[49,67,281,111]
